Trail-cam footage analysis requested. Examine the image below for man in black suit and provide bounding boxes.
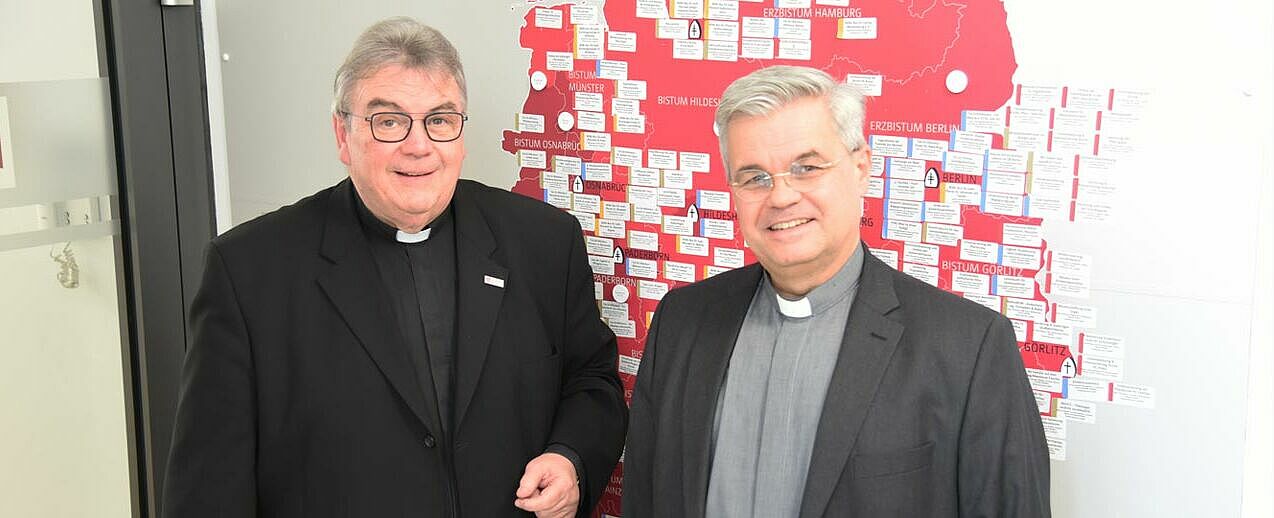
[625,66,1050,517]
[163,17,626,518]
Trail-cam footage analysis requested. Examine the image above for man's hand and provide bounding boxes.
[513,452,579,518]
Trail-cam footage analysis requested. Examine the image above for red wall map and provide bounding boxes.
[501,1,1152,515]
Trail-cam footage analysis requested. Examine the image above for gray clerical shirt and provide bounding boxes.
[706,245,864,518]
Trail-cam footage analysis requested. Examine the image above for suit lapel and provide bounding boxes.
[799,250,905,518]
[682,264,763,517]
[450,183,508,430]
[316,180,441,434]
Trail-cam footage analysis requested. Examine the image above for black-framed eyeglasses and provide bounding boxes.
[729,148,860,202]
[345,111,469,143]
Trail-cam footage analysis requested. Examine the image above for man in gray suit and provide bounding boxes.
[624,66,1051,517]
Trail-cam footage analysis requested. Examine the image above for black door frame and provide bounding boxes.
[100,0,216,514]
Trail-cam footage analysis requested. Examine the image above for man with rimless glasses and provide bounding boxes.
[164,17,626,518]
[625,66,1050,517]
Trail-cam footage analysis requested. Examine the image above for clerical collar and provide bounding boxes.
[396,228,431,243]
[774,296,813,318]
[764,245,865,319]
[352,187,452,244]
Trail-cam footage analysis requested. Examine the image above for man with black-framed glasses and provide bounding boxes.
[625,65,1050,517]
[165,16,626,518]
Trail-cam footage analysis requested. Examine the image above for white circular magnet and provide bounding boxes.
[945,69,968,94]
[530,70,548,91]
[557,111,575,131]
[612,284,630,303]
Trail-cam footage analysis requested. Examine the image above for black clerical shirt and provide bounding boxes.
[351,188,587,499]
[354,189,458,436]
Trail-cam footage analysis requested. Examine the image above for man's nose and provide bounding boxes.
[765,173,802,207]
[398,120,436,154]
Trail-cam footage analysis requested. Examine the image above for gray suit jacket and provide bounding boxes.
[625,248,1050,517]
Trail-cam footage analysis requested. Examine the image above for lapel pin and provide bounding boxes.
[483,275,505,288]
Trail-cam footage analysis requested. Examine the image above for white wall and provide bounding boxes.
[0,236,132,517]
[0,1,133,516]
[1241,14,1274,512]
[201,0,234,234]
[1245,121,1273,517]
[214,1,527,224]
[1002,1,1273,515]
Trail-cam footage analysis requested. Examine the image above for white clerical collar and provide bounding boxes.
[395,227,432,243]
[775,294,812,318]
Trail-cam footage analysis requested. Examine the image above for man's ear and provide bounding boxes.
[853,147,873,189]
[333,113,352,166]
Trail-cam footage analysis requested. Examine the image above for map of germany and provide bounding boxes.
[500,1,1153,514]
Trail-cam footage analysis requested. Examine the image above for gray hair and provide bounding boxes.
[332,17,467,116]
[714,65,866,170]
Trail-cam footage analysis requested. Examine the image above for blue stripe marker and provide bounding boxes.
[1062,377,1070,399]
[979,177,988,211]
[921,201,927,222]
[949,130,958,149]
[961,110,968,131]
[983,151,990,171]
[884,157,892,178]
[1024,195,1031,217]
[992,275,999,295]
[596,60,602,75]
[907,138,914,156]
[700,219,708,235]
[941,151,949,172]
[882,194,891,239]
[543,189,550,203]
[997,245,1004,265]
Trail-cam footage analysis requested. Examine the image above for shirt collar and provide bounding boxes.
[764,245,865,319]
[396,228,432,243]
[352,186,452,245]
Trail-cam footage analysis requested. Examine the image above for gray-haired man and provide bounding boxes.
[624,65,1050,517]
[164,17,626,518]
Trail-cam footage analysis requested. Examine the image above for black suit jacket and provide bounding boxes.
[163,179,627,517]
[626,249,1050,517]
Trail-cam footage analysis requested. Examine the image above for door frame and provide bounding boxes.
[99,0,216,514]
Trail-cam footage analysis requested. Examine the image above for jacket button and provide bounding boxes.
[423,434,436,448]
